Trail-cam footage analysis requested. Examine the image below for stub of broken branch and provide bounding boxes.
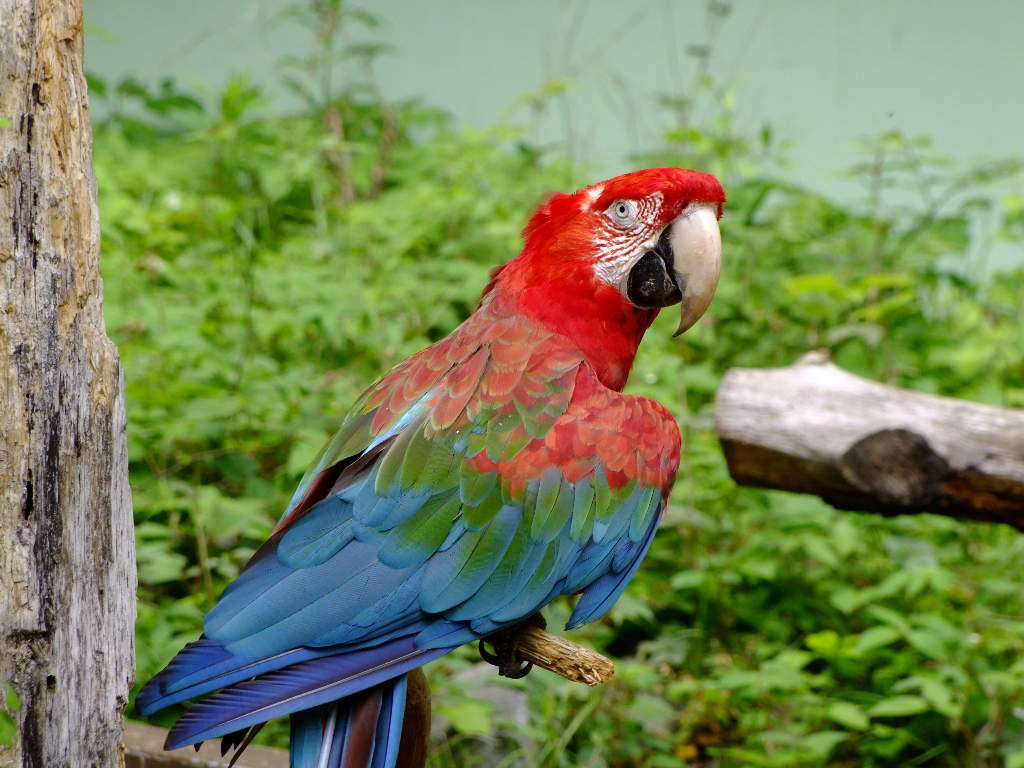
[510,623,615,686]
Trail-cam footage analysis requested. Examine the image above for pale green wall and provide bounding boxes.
[85,0,1024,201]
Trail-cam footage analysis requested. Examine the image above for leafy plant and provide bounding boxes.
[93,3,1024,765]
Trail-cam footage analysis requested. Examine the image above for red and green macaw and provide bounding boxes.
[138,167,725,767]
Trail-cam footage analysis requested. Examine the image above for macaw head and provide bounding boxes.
[486,168,725,388]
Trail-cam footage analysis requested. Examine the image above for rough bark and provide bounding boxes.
[715,351,1024,528]
[0,0,136,765]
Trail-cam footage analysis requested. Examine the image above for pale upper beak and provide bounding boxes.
[667,203,722,336]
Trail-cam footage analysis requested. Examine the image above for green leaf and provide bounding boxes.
[902,676,962,718]
[625,694,676,733]
[0,710,14,747]
[906,629,946,660]
[829,587,864,614]
[806,630,840,655]
[802,730,849,758]
[869,696,930,718]
[0,685,18,748]
[435,700,492,736]
[670,570,706,590]
[827,701,870,730]
[4,685,19,712]
[855,626,901,654]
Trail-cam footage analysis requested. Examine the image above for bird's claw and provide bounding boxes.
[478,613,546,679]
[478,634,533,678]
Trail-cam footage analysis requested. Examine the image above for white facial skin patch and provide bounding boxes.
[581,184,605,210]
[591,192,664,287]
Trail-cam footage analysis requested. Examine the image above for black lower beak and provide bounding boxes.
[625,228,683,309]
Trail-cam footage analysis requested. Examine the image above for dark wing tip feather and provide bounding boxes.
[165,638,451,750]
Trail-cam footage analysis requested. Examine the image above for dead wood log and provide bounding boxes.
[0,0,135,765]
[715,351,1024,529]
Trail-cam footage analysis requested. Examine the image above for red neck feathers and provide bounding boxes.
[485,248,657,393]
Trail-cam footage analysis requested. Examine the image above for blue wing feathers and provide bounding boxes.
[147,466,662,753]
[138,640,342,716]
[490,532,579,623]
[438,518,468,552]
[313,573,424,646]
[377,492,459,569]
[378,489,436,530]
[566,507,661,630]
[243,562,421,653]
[419,505,520,613]
[165,639,450,750]
[563,539,617,594]
[441,525,535,621]
[207,540,380,649]
[278,496,356,568]
[628,486,660,541]
[146,638,234,695]
[412,620,481,650]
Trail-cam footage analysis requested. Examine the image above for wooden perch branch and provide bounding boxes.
[123,627,612,767]
[715,351,1024,529]
[510,623,615,686]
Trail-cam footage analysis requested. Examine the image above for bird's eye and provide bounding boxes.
[607,199,638,229]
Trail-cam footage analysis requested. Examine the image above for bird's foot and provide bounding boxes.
[479,613,546,679]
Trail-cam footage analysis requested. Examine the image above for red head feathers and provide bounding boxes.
[485,168,725,390]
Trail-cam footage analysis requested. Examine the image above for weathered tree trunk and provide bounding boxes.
[716,351,1024,529]
[0,0,136,765]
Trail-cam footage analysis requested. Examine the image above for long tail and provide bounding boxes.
[289,676,407,768]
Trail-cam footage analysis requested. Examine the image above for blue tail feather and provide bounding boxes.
[372,676,407,768]
[287,676,407,768]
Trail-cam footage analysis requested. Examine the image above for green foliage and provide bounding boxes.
[95,7,1024,766]
[0,684,20,747]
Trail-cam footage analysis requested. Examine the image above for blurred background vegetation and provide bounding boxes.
[86,1,1024,766]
